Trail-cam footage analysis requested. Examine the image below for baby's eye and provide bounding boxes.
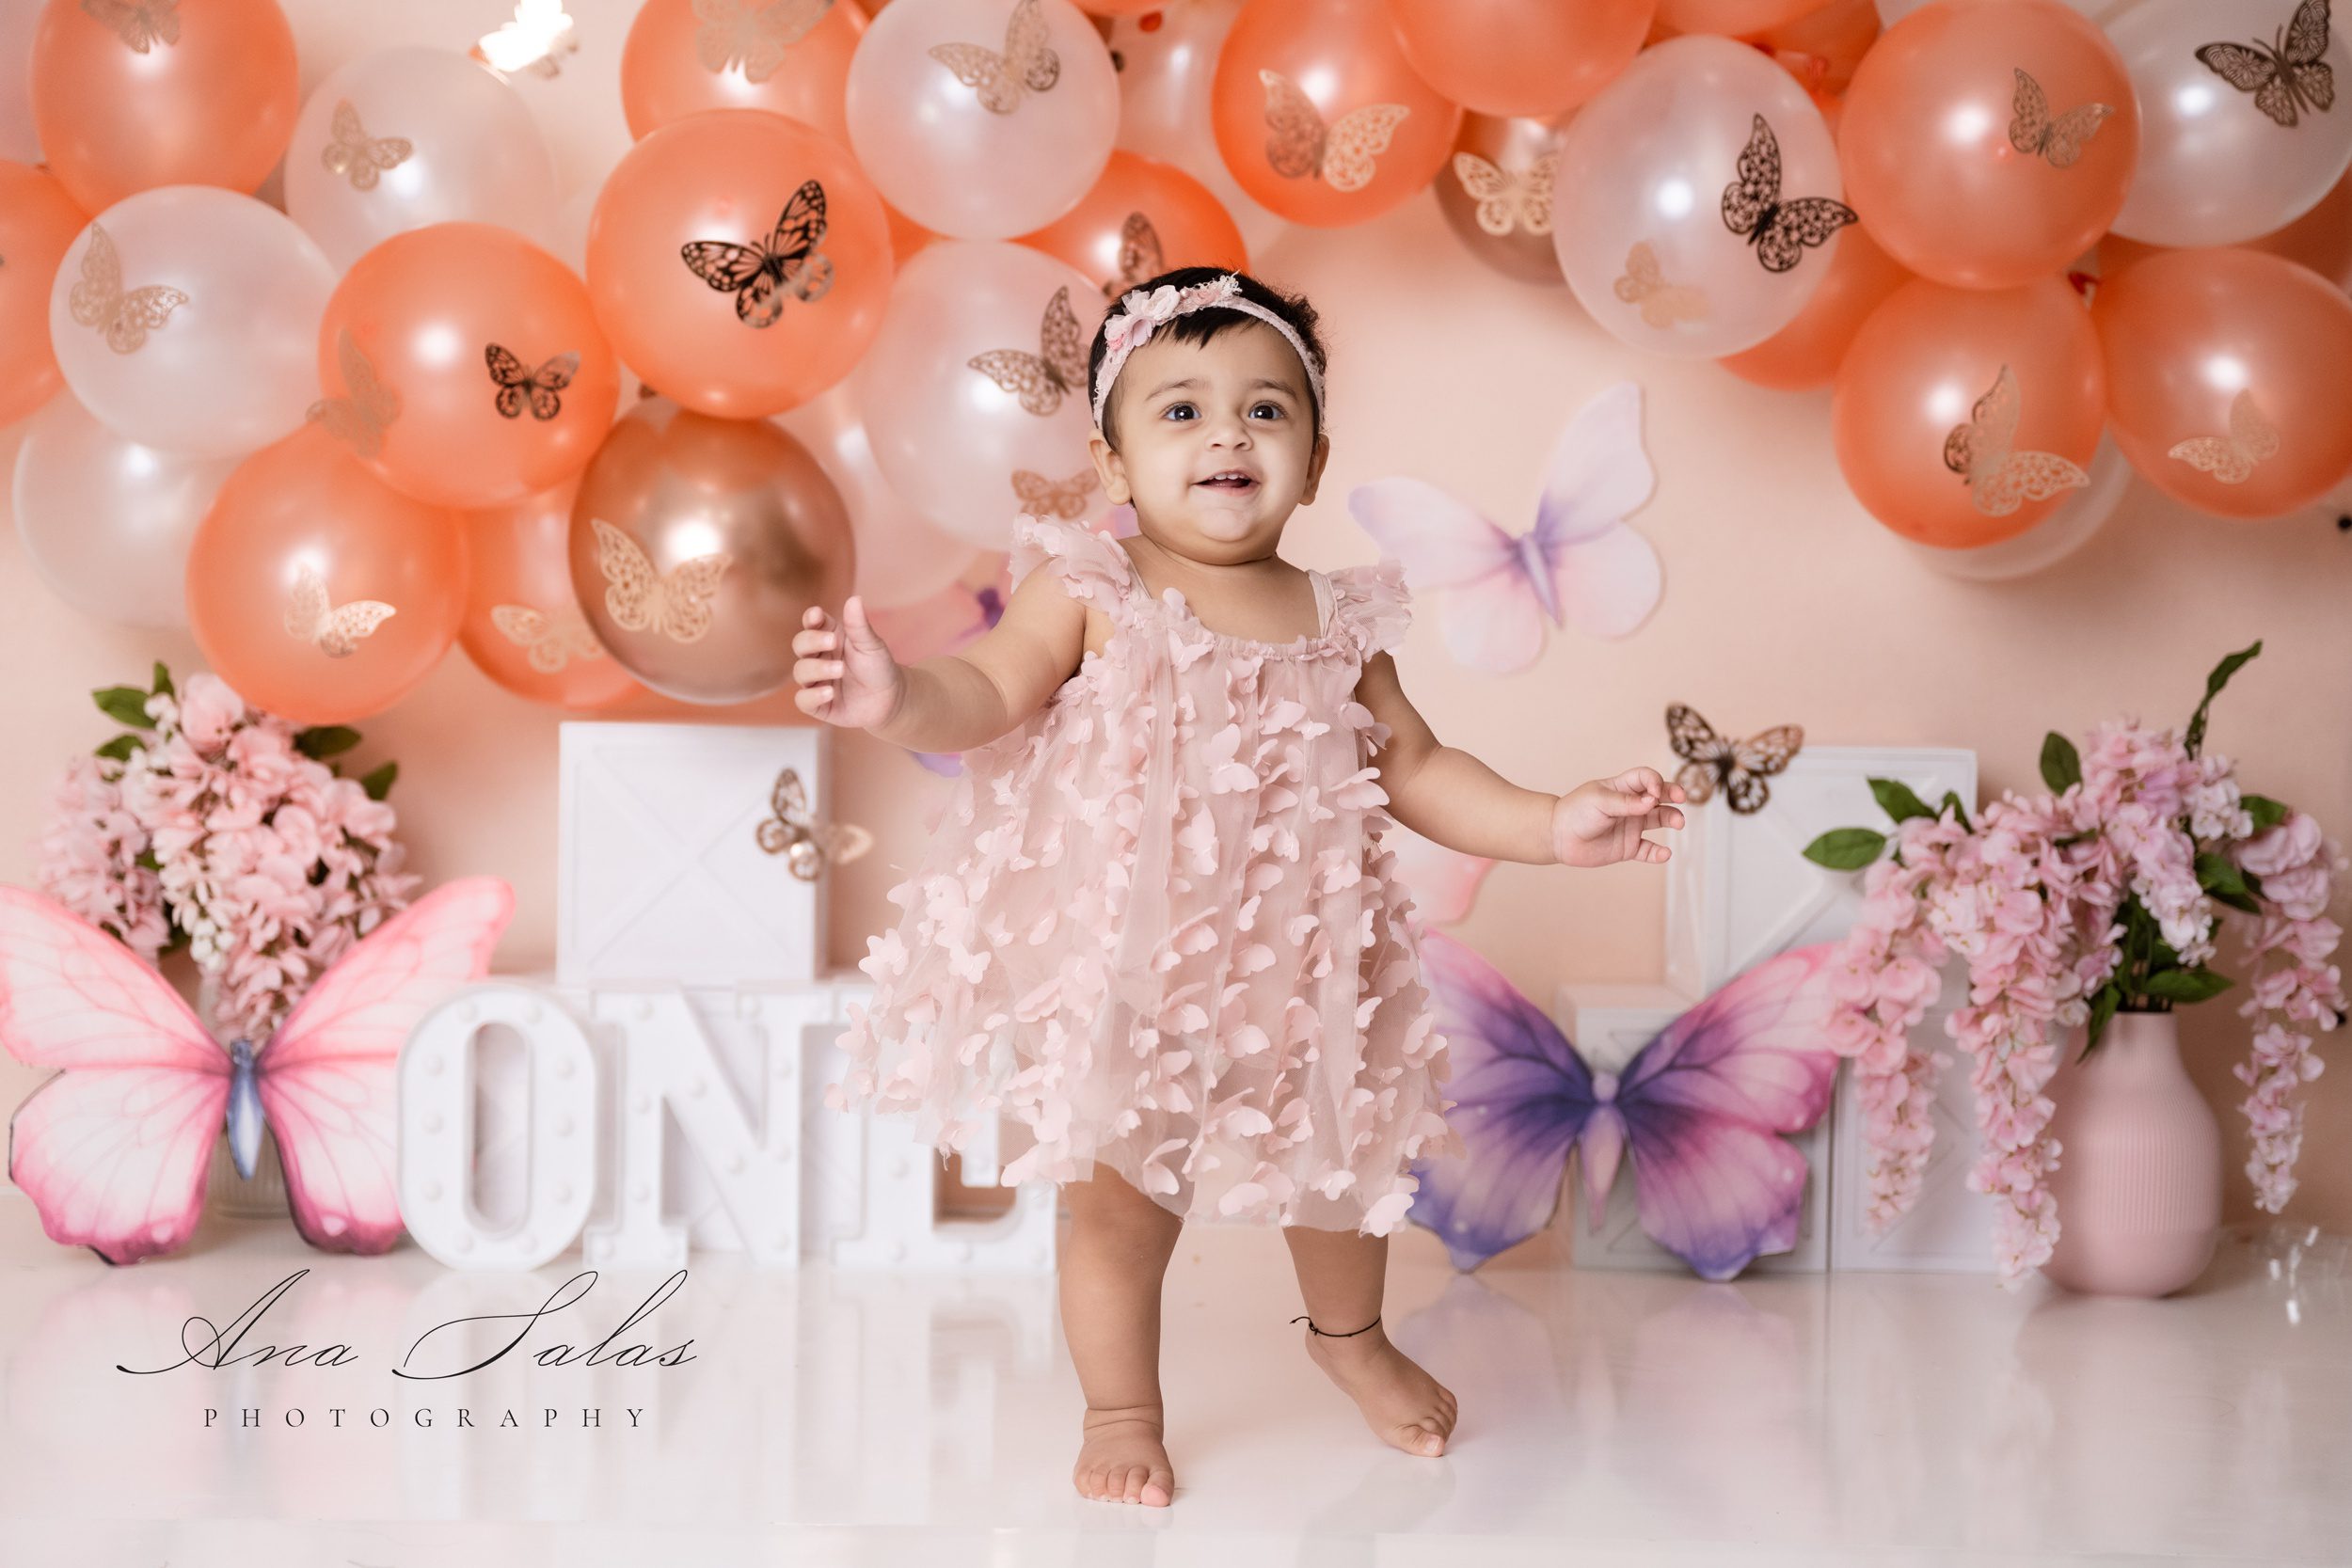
[1163,403,1195,420]
[1251,403,1284,420]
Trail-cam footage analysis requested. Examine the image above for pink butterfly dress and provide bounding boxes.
[827,515,1467,1234]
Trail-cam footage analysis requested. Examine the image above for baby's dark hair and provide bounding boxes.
[1087,265,1328,451]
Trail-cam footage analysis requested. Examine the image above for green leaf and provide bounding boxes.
[150,660,174,700]
[295,725,363,760]
[358,761,398,801]
[93,686,155,729]
[2242,794,2289,832]
[1939,790,1973,832]
[1869,778,1935,824]
[2184,640,2261,759]
[1803,827,1886,870]
[2195,851,2252,899]
[2040,731,2082,793]
[93,735,141,763]
[2084,981,2123,1057]
[2144,966,2234,1004]
[135,847,160,872]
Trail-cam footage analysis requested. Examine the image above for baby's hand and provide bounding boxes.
[792,595,905,729]
[1551,768,1687,868]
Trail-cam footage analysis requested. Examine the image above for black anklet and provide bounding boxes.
[1292,1312,1380,1338]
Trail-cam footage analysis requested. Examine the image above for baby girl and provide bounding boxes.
[798,267,1685,1508]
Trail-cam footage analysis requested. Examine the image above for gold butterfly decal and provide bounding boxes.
[929,0,1059,115]
[1011,467,1098,519]
[1941,365,2090,516]
[1260,69,1408,194]
[474,0,579,78]
[2168,388,2281,484]
[485,343,580,420]
[1103,212,1163,300]
[1665,703,1804,816]
[1452,150,1556,237]
[2007,69,2113,167]
[68,223,188,355]
[755,766,874,881]
[285,563,397,659]
[679,178,833,328]
[2197,0,2335,128]
[321,100,412,190]
[1720,113,1857,273]
[966,284,1088,417]
[308,327,401,459]
[693,0,832,83]
[80,0,179,53]
[1613,242,1709,329]
[490,602,607,673]
[591,516,733,644]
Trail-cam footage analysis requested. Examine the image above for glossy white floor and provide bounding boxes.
[2,1194,2346,1568]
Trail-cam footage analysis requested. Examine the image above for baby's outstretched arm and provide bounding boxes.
[791,570,1088,752]
[1356,652,1687,869]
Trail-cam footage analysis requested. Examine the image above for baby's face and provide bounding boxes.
[1087,321,1329,560]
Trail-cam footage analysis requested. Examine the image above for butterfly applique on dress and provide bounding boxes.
[1613,241,1709,329]
[679,178,833,328]
[590,515,732,643]
[1452,150,1556,237]
[2197,0,2335,128]
[1666,702,1803,815]
[967,283,1089,417]
[929,0,1058,114]
[68,223,188,355]
[1104,212,1164,299]
[1260,69,1409,194]
[2007,68,2113,167]
[322,99,412,190]
[490,602,606,672]
[485,343,580,420]
[81,0,179,52]
[2169,388,2281,483]
[1011,467,1098,518]
[694,0,831,83]
[1942,363,2090,516]
[308,327,402,458]
[286,562,397,658]
[1720,113,1856,273]
[755,765,875,880]
[1348,379,1663,673]
[1406,933,1842,1280]
[0,879,512,1264]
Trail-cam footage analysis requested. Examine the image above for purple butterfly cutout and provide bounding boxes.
[1408,933,1843,1281]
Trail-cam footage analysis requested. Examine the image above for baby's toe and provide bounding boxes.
[1141,1468,1173,1507]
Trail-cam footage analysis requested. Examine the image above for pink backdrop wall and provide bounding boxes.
[6,173,2348,1247]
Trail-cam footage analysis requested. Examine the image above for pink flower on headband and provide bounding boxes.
[1103,275,1241,361]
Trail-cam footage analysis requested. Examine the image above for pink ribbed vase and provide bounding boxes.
[2039,1011,2222,1297]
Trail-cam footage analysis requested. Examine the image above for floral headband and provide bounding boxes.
[1089,272,1327,435]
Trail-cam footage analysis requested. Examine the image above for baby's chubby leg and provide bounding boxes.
[1283,1226,1458,1457]
[1059,1166,1183,1506]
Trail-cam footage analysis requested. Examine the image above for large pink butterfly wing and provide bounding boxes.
[1532,380,1661,641]
[255,876,514,1254]
[1347,477,1549,673]
[0,887,230,1265]
[1611,941,1842,1280]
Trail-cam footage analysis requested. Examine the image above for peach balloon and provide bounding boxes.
[0,162,87,426]
[2090,248,2352,521]
[1720,221,1912,389]
[1107,0,1289,261]
[1752,0,1879,100]
[1018,150,1248,297]
[1386,0,1655,118]
[1210,0,1463,228]
[1832,276,2106,547]
[2101,167,2352,294]
[29,0,299,214]
[1656,0,1832,32]
[586,109,894,419]
[187,423,468,725]
[619,0,867,145]
[459,478,643,709]
[884,200,943,265]
[1840,0,2138,290]
[315,223,620,510]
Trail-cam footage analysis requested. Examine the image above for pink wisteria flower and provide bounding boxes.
[30,662,421,1046]
[1810,642,2344,1290]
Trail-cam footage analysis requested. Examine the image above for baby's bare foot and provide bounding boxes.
[1303,1321,1458,1457]
[1073,1402,1175,1506]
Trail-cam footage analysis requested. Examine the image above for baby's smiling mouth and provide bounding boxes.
[1196,470,1260,491]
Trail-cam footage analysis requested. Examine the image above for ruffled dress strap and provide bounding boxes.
[1325,558,1412,658]
[1008,514,1137,611]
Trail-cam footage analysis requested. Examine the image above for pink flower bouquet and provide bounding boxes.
[1804,642,2346,1289]
[29,662,420,1045]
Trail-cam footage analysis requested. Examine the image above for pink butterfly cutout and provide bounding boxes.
[0,877,514,1264]
[1348,380,1663,673]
